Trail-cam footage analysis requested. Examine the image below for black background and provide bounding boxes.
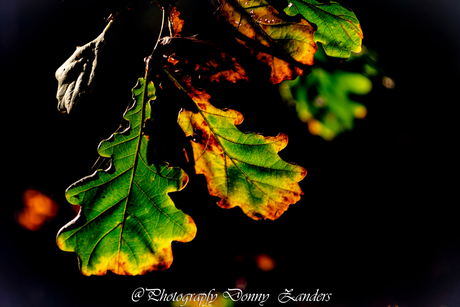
[1,0,459,306]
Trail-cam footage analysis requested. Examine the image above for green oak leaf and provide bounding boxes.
[284,0,363,58]
[163,67,306,221]
[56,78,196,276]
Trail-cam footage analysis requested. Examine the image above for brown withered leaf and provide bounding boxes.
[217,0,316,84]
[161,36,248,83]
[169,7,184,37]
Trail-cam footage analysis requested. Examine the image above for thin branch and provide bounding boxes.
[145,6,167,75]
[152,7,166,58]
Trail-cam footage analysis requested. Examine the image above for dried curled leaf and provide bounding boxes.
[163,66,306,220]
[284,0,363,58]
[161,36,248,83]
[217,0,316,84]
[57,78,196,275]
[55,20,113,113]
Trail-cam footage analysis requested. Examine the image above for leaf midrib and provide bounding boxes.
[115,80,149,273]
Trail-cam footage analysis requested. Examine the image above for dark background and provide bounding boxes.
[1,0,459,306]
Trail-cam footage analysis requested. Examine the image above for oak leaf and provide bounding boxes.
[163,66,306,220]
[280,46,374,140]
[56,78,196,275]
[284,0,363,58]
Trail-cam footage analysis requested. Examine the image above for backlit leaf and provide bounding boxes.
[164,67,306,220]
[217,0,316,84]
[56,78,196,275]
[284,0,363,58]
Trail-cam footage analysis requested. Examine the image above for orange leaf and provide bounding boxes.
[170,7,184,37]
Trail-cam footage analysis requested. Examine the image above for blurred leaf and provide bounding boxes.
[280,46,373,140]
[163,65,306,220]
[255,253,276,271]
[57,78,196,276]
[284,0,363,58]
[55,20,113,113]
[217,0,316,84]
[16,188,58,231]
